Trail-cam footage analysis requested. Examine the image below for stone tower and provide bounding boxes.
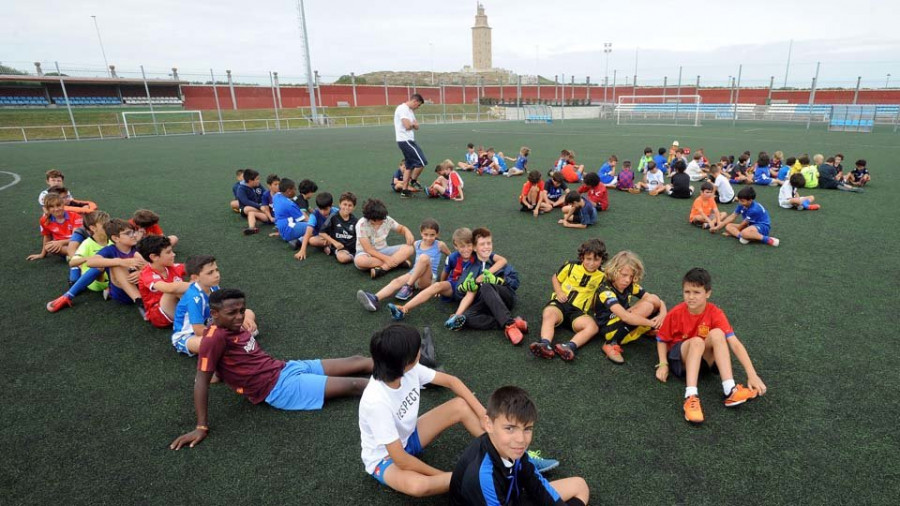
[471,3,492,71]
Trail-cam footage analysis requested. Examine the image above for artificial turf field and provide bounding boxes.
[2,119,898,505]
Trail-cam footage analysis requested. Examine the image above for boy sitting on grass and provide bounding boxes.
[428,160,465,201]
[170,288,373,449]
[720,186,780,247]
[131,209,178,247]
[229,169,244,212]
[27,193,83,261]
[136,235,190,329]
[655,268,767,424]
[690,182,727,231]
[778,173,819,211]
[520,170,552,217]
[67,210,110,292]
[847,159,871,187]
[450,386,585,506]
[354,199,415,279]
[296,192,339,260]
[559,191,597,229]
[235,168,272,235]
[319,192,359,264]
[530,238,607,361]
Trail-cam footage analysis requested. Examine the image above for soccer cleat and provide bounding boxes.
[808,204,821,210]
[138,305,148,321]
[481,269,498,285]
[527,450,559,473]
[46,294,73,313]
[356,290,379,312]
[684,395,704,424]
[553,342,577,361]
[738,237,750,245]
[602,343,625,364]
[395,284,415,301]
[419,326,438,368]
[243,227,259,236]
[504,322,524,345]
[402,259,413,269]
[444,314,466,331]
[724,384,758,407]
[399,190,413,199]
[102,288,110,301]
[767,237,780,247]
[513,316,528,334]
[387,303,405,321]
[529,340,555,359]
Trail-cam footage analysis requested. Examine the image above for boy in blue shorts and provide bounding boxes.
[358,219,450,312]
[46,218,147,314]
[170,288,373,450]
[655,268,767,424]
[272,178,309,249]
[296,192,339,260]
[450,386,584,506]
[360,324,557,497]
[721,186,780,247]
[170,255,258,356]
[374,227,473,320]
[530,238,607,361]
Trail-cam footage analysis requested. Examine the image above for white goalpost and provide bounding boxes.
[616,95,701,127]
[122,110,205,138]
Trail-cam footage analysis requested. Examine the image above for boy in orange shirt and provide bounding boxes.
[689,182,726,231]
[519,170,551,217]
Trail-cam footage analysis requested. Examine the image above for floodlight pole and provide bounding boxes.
[140,65,159,135]
[210,69,224,133]
[91,16,111,78]
[852,76,861,105]
[675,66,682,125]
[55,61,79,140]
[783,39,793,88]
[517,75,522,120]
[350,72,358,107]
[603,43,611,104]
[270,71,281,130]
[732,64,743,127]
[806,61,820,131]
[297,0,318,124]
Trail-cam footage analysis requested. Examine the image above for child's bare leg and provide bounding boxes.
[322,376,369,399]
[386,245,415,269]
[549,477,590,504]
[412,256,434,289]
[186,336,203,354]
[335,250,354,263]
[376,273,413,300]
[453,291,477,316]
[703,329,733,381]
[243,207,257,228]
[539,307,563,343]
[254,209,271,224]
[399,281,451,314]
[417,397,484,444]
[321,355,374,376]
[230,199,239,210]
[109,267,139,301]
[568,316,599,348]
[383,467,451,498]
[308,235,327,249]
[159,292,182,318]
[681,337,707,389]
[739,225,763,242]
[354,253,382,270]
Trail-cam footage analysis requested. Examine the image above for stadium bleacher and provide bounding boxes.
[0,96,50,106]
[122,96,183,105]
[52,96,122,106]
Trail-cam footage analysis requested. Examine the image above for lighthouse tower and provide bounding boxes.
[471,3,492,71]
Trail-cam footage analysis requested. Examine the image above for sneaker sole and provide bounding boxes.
[724,399,748,408]
[533,461,559,473]
[356,290,377,312]
[529,343,555,359]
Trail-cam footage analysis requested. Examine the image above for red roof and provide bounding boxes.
[0,75,185,86]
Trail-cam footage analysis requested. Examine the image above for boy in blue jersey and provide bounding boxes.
[235,168,272,235]
[296,192,339,260]
[504,146,530,177]
[457,143,478,172]
[370,228,473,319]
[357,218,450,311]
[653,147,669,175]
[261,173,280,216]
[450,386,586,506]
[272,178,309,249]
[544,172,569,209]
[229,169,244,212]
[721,186,780,247]
[446,228,527,345]
[170,255,258,356]
[598,155,618,187]
[392,160,408,192]
[559,192,597,229]
[752,153,776,186]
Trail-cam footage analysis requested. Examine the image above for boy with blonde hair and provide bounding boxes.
[27,193,83,261]
[428,160,464,201]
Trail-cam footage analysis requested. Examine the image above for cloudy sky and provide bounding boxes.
[4,0,899,87]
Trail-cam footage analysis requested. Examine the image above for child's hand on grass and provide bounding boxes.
[170,428,207,450]
[26,252,45,261]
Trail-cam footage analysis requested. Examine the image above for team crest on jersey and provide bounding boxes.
[698,324,710,338]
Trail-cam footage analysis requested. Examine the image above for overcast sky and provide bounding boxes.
[4,0,900,87]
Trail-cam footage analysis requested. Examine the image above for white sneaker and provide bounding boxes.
[769,237,780,247]
[739,237,750,245]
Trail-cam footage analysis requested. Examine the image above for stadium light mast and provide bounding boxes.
[296,0,318,123]
[603,43,612,104]
[429,41,434,85]
[91,15,111,78]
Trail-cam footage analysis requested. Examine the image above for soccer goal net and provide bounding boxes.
[122,110,205,138]
[523,104,553,124]
[616,95,701,126]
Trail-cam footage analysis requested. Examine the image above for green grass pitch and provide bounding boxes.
[1,119,898,504]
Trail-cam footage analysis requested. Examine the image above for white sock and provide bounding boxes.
[684,386,698,398]
[722,379,736,395]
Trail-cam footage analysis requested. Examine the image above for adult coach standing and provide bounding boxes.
[394,94,427,198]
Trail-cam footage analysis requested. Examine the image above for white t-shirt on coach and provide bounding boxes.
[359,363,437,474]
[714,174,735,203]
[394,103,416,142]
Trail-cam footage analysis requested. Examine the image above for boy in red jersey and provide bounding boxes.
[136,235,190,328]
[27,193,83,261]
[169,288,374,450]
[655,268,767,424]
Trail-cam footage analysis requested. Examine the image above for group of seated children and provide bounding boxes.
[357,226,529,346]
[456,143,530,177]
[518,169,609,230]
[687,184,781,246]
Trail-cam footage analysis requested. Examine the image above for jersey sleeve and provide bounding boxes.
[139,267,157,292]
[196,328,226,372]
[96,245,118,259]
[73,239,92,259]
[657,309,678,343]
[38,216,52,237]
[597,288,621,310]
[414,363,437,385]
[632,283,647,300]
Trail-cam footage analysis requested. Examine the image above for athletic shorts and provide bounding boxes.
[598,317,649,345]
[398,140,428,170]
[171,330,196,356]
[440,280,464,303]
[667,341,713,379]
[751,223,771,237]
[545,300,591,329]
[280,222,309,242]
[370,429,424,486]
[146,304,174,329]
[355,244,403,260]
[264,360,327,411]
[107,280,134,305]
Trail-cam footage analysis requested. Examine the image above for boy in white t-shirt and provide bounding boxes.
[354,199,415,279]
[779,173,820,211]
[358,323,487,497]
[710,163,735,204]
[635,161,667,195]
[686,152,709,182]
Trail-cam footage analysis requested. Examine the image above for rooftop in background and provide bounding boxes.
[0,75,186,86]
